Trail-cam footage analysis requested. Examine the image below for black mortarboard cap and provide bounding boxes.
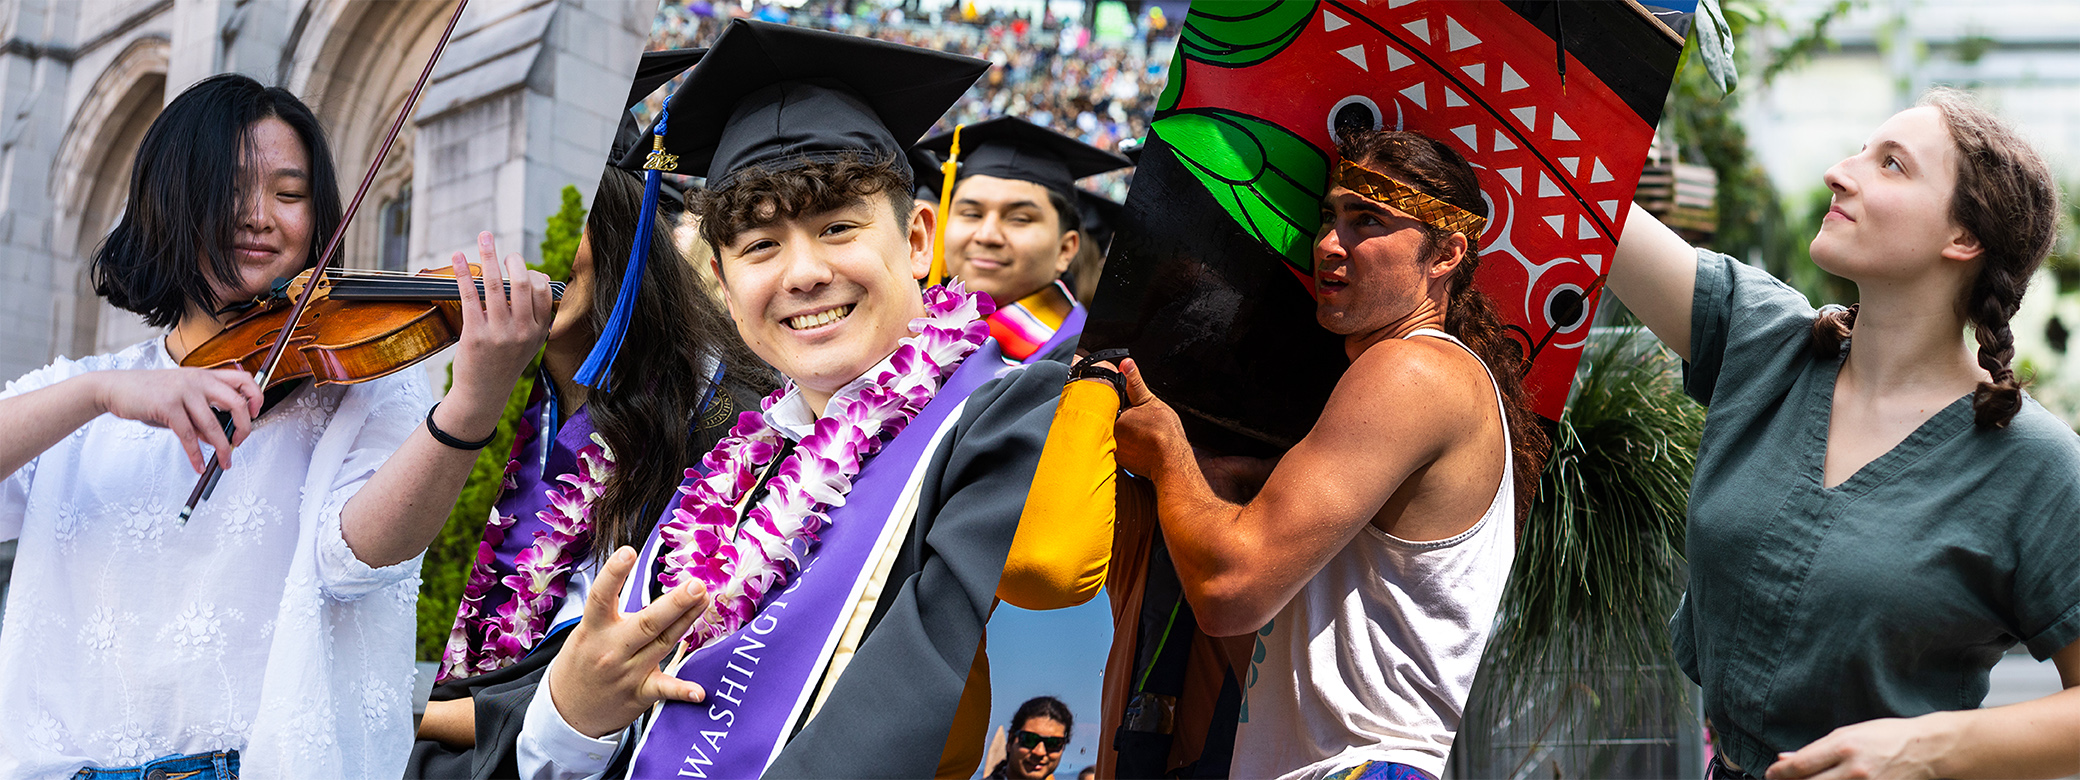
[909,146,945,201]
[1077,189,1127,251]
[917,116,1132,204]
[611,19,988,192]
[610,49,707,177]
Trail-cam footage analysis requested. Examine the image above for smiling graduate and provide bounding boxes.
[917,118,1131,364]
[509,20,1072,780]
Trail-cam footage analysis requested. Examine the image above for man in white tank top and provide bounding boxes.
[1114,129,1539,780]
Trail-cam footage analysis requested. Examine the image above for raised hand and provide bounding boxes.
[440,232,555,434]
[91,368,264,473]
[1114,358,1189,479]
[547,547,712,739]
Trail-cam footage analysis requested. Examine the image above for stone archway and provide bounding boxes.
[50,36,171,356]
[288,0,455,271]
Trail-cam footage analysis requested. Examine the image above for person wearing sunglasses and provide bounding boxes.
[990,696,1075,780]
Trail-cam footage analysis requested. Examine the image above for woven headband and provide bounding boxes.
[1333,159,1488,248]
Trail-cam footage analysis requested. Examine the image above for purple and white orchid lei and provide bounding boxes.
[437,435,615,683]
[656,283,993,649]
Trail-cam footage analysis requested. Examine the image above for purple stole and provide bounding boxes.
[437,402,598,681]
[622,342,1008,779]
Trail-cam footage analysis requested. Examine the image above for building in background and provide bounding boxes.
[0,0,655,632]
[0,0,651,383]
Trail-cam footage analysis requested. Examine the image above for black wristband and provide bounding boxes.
[425,404,496,450]
[1070,349,1133,413]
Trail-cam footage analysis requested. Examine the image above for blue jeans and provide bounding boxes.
[72,750,238,780]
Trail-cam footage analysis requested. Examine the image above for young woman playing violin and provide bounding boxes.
[406,158,774,777]
[0,74,552,778]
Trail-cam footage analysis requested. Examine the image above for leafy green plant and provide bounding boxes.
[1468,326,1705,747]
[414,185,588,662]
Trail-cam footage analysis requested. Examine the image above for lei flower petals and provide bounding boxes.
[437,434,616,683]
[655,284,989,649]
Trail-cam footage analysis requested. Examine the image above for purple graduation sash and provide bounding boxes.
[624,342,1011,779]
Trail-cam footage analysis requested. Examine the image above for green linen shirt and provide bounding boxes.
[1672,249,2080,773]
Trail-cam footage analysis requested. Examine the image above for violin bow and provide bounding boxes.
[180,0,471,524]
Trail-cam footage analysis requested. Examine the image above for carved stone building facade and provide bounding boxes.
[0,0,652,381]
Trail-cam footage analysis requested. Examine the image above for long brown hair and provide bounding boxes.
[1335,130,1551,523]
[581,165,772,562]
[1810,88,2059,429]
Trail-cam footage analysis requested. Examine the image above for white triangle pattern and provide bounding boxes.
[1577,216,1598,240]
[1583,253,1604,273]
[1450,125,1477,149]
[1386,48,1414,71]
[1460,63,1485,86]
[1538,172,1561,198]
[1493,131,1516,152]
[1500,63,1528,92]
[1444,88,1467,108]
[1399,82,1426,110]
[1590,159,1613,184]
[1559,157,1579,175]
[1402,18,1429,43]
[1497,167,1522,192]
[1551,115,1578,142]
[1323,10,1349,32]
[1446,16,1480,51]
[1598,199,1620,220]
[1510,106,1536,130]
[1338,45,1368,71]
[1543,214,1566,235]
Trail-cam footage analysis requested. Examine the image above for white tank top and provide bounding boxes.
[1228,328,1516,780]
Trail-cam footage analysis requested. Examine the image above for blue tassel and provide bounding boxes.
[576,104,673,391]
[575,166,663,390]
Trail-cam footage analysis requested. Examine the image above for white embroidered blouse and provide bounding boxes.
[0,338,430,779]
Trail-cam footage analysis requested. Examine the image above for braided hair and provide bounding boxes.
[1809,88,2059,429]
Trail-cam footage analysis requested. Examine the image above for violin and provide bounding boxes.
[180,266,565,386]
[176,0,480,521]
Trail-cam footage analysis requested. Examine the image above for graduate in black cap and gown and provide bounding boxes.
[511,20,1071,779]
[916,118,1130,365]
[403,48,777,780]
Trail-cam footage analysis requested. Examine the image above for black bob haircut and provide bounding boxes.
[93,73,343,328]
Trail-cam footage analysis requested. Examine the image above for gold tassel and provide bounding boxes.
[929,124,963,287]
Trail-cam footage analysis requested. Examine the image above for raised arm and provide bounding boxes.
[338,233,553,568]
[1608,202,1703,360]
[1112,346,1468,637]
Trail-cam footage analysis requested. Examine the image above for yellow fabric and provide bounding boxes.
[936,379,1121,775]
[937,637,993,779]
[997,380,1119,610]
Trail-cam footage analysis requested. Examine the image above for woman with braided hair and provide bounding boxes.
[1609,87,2080,779]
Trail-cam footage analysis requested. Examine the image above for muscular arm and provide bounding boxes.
[1114,345,1470,637]
[1768,639,2080,780]
[1608,202,1702,360]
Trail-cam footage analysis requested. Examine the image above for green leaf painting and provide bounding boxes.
[1151,110,1327,273]
[1178,0,1316,69]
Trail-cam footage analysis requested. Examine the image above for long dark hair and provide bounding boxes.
[92,73,343,327]
[583,165,772,561]
[1335,129,1551,524]
[1810,88,2059,429]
